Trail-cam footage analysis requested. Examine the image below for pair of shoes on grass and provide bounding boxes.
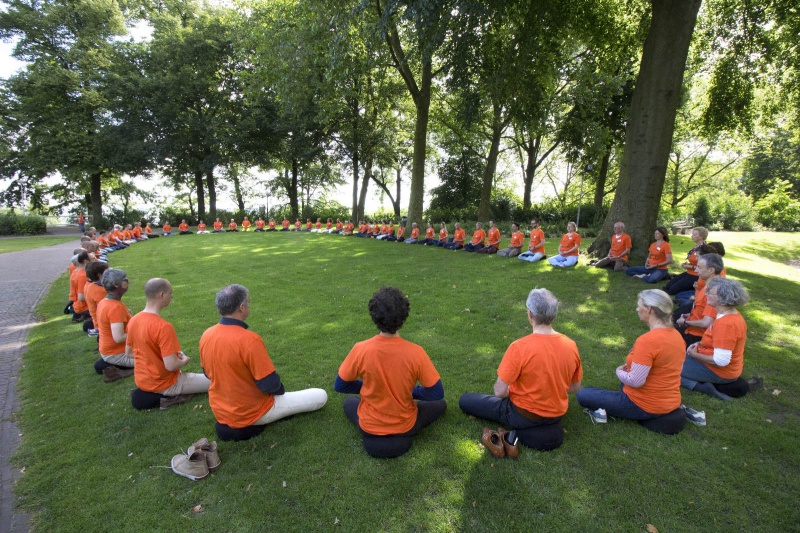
[481,427,519,459]
[584,407,608,424]
[682,404,706,426]
[171,438,220,481]
[102,366,134,383]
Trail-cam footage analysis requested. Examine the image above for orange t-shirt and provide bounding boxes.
[397,226,405,239]
[200,323,277,428]
[96,298,131,356]
[145,226,153,235]
[127,312,182,392]
[338,335,441,435]
[487,227,501,246]
[282,219,289,229]
[229,222,237,230]
[453,228,466,244]
[295,221,301,230]
[647,241,672,269]
[509,231,524,248]
[306,221,313,230]
[122,229,133,239]
[425,227,434,239]
[198,223,207,231]
[132,227,142,238]
[698,312,747,380]
[69,263,76,275]
[685,248,700,276]
[439,228,448,241]
[411,228,419,239]
[70,269,89,313]
[162,224,171,233]
[622,328,685,414]
[256,220,266,229]
[498,333,582,418]
[686,286,718,337]
[84,281,107,325]
[97,236,110,248]
[336,222,343,231]
[326,221,332,230]
[528,229,545,254]
[372,224,380,235]
[610,233,632,262]
[213,221,223,231]
[178,223,189,232]
[242,220,251,228]
[558,233,581,256]
[470,229,486,246]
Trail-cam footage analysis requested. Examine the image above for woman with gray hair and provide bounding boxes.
[94,269,135,382]
[459,288,583,456]
[577,290,686,430]
[682,277,757,400]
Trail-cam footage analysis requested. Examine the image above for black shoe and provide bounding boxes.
[747,376,764,391]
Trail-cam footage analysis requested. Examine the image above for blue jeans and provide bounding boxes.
[674,290,695,307]
[458,393,560,429]
[576,385,656,420]
[548,255,578,267]
[680,355,735,390]
[519,251,545,263]
[625,266,669,283]
[463,243,481,252]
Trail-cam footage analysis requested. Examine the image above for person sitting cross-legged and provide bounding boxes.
[95,269,135,383]
[497,223,524,257]
[593,221,631,271]
[624,227,673,283]
[127,278,211,410]
[335,287,446,458]
[477,220,501,254]
[200,284,328,441]
[577,290,686,432]
[518,218,546,263]
[463,222,486,252]
[547,221,581,267]
[459,288,582,453]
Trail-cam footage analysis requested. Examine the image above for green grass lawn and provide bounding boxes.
[0,236,78,254]
[14,231,800,531]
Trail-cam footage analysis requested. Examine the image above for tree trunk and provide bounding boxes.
[351,152,360,222]
[522,135,539,211]
[90,172,102,224]
[289,160,299,218]
[394,165,402,218]
[194,170,206,220]
[589,0,701,260]
[358,160,372,221]
[406,62,431,232]
[593,144,612,208]
[478,104,505,222]
[187,190,195,219]
[231,167,246,213]
[206,168,217,221]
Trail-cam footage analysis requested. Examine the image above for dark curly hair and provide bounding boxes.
[368,287,410,334]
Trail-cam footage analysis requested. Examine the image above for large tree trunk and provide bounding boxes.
[231,167,246,213]
[407,63,430,231]
[358,160,372,221]
[478,104,505,222]
[351,152,360,222]
[593,144,612,209]
[206,169,217,221]
[522,135,538,211]
[194,170,206,220]
[589,0,701,260]
[394,165,402,218]
[90,172,102,223]
[289,160,299,218]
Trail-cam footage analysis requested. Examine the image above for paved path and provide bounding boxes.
[0,237,82,533]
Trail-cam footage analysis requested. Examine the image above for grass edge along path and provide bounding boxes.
[13,230,800,532]
[0,236,79,254]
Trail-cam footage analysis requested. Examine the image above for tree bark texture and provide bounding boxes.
[206,169,217,221]
[589,0,702,261]
[194,170,206,220]
[478,104,505,222]
[593,145,612,209]
[289,161,299,218]
[90,172,102,223]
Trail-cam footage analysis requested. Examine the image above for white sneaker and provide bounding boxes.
[584,407,607,424]
[682,404,706,426]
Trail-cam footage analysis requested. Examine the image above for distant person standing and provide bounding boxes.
[77,213,86,233]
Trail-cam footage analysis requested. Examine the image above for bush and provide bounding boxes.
[755,181,800,231]
[0,212,47,235]
[711,192,758,231]
[692,197,713,228]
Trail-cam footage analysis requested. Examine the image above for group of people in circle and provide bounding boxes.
[63,219,760,461]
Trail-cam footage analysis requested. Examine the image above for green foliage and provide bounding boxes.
[742,127,800,202]
[428,151,483,212]
[710,190,758,231]
[754,180,800,231]
[0,212,47,235]
[692,196,713,227]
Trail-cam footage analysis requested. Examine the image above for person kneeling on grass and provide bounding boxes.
[94,268,135,383]
[127,278,211,410]
[459,288,582,455]
[200,284,327,441]
[334,287,446,458]
[577,290,686,431]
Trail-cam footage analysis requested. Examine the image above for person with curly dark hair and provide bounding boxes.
[334,287,446,458]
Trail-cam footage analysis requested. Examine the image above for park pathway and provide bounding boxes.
[0,236,81,533]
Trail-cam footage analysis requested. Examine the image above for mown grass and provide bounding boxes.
[13,231,800,531]
[0,236,78,254]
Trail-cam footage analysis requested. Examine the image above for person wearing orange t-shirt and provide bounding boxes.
[305,219,313,231]
[178,219,193,235]
[281,217,290,231]
[197,220,209,234]
[241,217,252,232]
[463,222,487,252]
[432,222,448,247]
[212,218,224,233]
[395,223,405,242]
[294,218,302,231]
[477,220,501,254]
[593,221,631,271]
[84,261,109,335]
[404,222,420,244]
[417,222,435,245]
[625,226,673,282]
[228,219,238,232]
[682,278,760,400]
[144,223,159,238]
[335,218,343,234]
[200,285,327,441]
[547,221,581,267]
[460,288,582,452]
[77,213,86,233]
[498,223,524,257]
[343,220,354,236]
[335,287,446,458]
[443,222,465,249]
[255,218,266,232]
[665,226,708,295]
[94,269,135,382]
[127,279,210,409]
[70,252,92,323]
[676,254,723,346]
[266,219,276,232]
[578,290,686,429]
[162,222,173,236]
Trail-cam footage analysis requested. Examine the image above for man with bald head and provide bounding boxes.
[126,278,210,410]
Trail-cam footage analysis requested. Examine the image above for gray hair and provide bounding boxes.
[526,288,559,325]
[638,289,674,323]
[706,277,749,307]
[102,268,127,292]
[698,253,724,274]
[692,226,709,240]
[216,284,249,315]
